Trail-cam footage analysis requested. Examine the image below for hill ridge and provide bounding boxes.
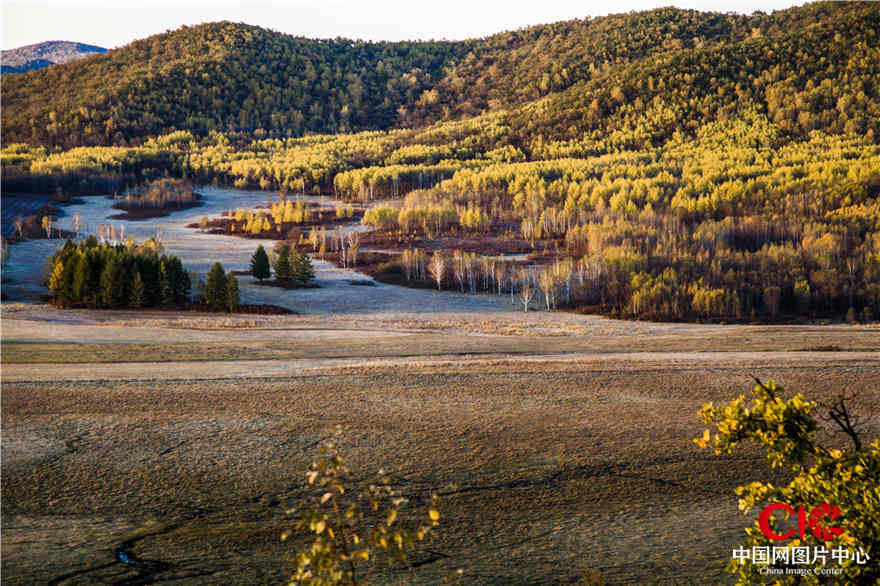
[1,3,878,148]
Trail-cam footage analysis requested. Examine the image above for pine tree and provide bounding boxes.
[164,256,190,305]
[160,257,172,305]
[130,271,146,308]
[179,265,192,305]
[275,244,292,280]
[293,252,315,284]
[139,255,161,306]
[205,262,227,309]
[226,273,240,312]
[251,245,271,281]
[84,250,103,306]
[73,252,90,304]
[61,253,80,304]
[100,256,123,308]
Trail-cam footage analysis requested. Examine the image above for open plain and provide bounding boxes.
[3,302,879,584]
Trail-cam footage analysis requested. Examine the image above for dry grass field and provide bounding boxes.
[2,306,879,584]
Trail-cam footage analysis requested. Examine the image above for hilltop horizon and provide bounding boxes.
[2,0,807,50]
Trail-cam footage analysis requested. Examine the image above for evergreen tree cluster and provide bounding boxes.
[45,237,191,308]
[204,261,241,311]
[270,244,315,285]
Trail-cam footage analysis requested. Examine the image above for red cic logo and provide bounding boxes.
[759,503,845,541]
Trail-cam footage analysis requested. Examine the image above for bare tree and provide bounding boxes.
[494,262,506,296]
[72,213,83,239]
[414,249,426,280]
[346,232,360,267]
[510,269,517,304]
[818,391,864,452]
[466,253,478,293]
[539,269,557,311]
[334,227,346,267]
[519,283,535,312]
[402,249,414,281]
[41,216,53,239]
[347,240,360,267]
[452,250,466,292]
[428,252,446,290]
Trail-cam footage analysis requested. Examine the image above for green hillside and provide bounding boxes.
[503,1,880,150]
[5,3,877,149]
[402,6,755,126]
[1,22,472,147]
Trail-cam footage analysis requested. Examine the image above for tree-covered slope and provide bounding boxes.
[503,1,880,152]
[5,3,878,149]
[401,6,755,126]
[407,2,880,127]
[1,22,472,147]
[4,3,879,323]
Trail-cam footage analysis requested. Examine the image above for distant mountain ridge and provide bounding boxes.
[2,41,106,74]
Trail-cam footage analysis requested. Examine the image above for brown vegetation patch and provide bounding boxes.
[4,204,73,242]
[108,198,203,220]
[188,206,362,239]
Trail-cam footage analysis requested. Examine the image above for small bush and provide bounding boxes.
[284,433,441,585]
[375,261,403,275]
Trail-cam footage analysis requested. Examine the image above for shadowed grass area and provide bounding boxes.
[3,356,879,584]
[3,310,879,583]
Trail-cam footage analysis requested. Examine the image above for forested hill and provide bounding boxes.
[413,2,880,146]
[2,2,879,148]
[503,1,880,151]
[1,23,473,147]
